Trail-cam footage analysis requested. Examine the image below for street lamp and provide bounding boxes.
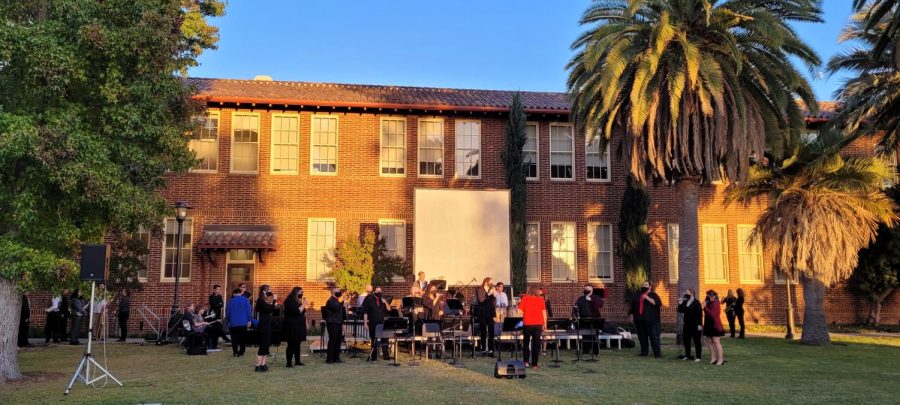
[169,201,190,322]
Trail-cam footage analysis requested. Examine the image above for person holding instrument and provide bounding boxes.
[323,288,346,364]
[630,281,662,358]
[475,277,496,356]
[678,289,703,362]
[363,286,391,361]
[422,283,443,321]
[519,286,547,370]
[282,286,308,368]
[254,285,277,372]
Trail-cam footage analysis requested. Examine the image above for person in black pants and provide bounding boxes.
[116,289,131,342]
[18,294,32,347]
[735,288,746,339]
[208,285,229,343]
[475,277,496,355]
[282,287,307,367]
[677,289,703,361]
[59,289,70,340]
[323,288,346,364]
[362,286,391,361]
[574,285,597,354]
[44,294,62,344]
[723,289,737,338]
[519,286,547,369]
[254,285,277,372]
[69,289,85,345]
[629,281,662,357]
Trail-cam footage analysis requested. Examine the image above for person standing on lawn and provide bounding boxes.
[629,281,662,357]
[518,286,547,370]
[226,288,252,358]
[703,290,726,366]
[735,288,746,339]
[678,289,703,362]
[723,289,738,338]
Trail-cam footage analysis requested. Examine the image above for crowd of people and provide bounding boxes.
[17,272,743,372]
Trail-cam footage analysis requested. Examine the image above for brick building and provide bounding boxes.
[27,77,900,335]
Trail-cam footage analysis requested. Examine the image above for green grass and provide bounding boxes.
[3,335,899,404]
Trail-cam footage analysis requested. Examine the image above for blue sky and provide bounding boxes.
[189,1,858,101]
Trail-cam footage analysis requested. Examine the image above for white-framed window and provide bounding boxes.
[524,123,539,180]
[588,223,613,281]
[307,219,336,281]
[231,112,260,173]
[418,118,444,177]
[737,225,764,284]
[378,220,406,259]
[131,227,150,282]
[190,112,219,172]
[380,118,407,176]
[550,123,574,180]
[667,223,679,284]
[455,119,481,178]
[526,222,541,282]
[774,268,799,284]
[311,115,339,174]
[586,136,610,181]
[702,224,729,284]
[270,114,300,174]
[551,222,577,282]
[162,218,192,281]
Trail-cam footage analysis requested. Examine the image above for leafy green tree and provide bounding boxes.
[853,0,900,68]
[729,135,898,345]
[503,94,528,294]
[852,186,900,325]
[0,0,223,382]
[330,231,377,298]
[372,236,411,287]
[106,233,151,294]
[618,177,651,297]
[567,0,821,301]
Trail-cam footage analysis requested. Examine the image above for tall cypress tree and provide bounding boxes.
[619,176,652,298]
[503,94,528,294]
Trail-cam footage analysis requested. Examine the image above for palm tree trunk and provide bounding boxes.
[799,274,830,345]
[0,277,23,382]
[676,178,701,295]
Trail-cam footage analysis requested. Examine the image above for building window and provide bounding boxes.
[586,137,610,181]
[190,112,219,172]
[737,225,764,283]
[588,223,613,281]
[418,119,444,177]
[231,113,259,173]
[667,223,679,284]
[550,123,574,180]
[271,114,300,174]
[455,120,481,178]
[378,220,406,259]
[774,268,799,284]
[131,227,150,282]
[380,118,407,176]
[162,218,192,281]
[226,249,255,297]
[311,115,339,174]
[551,222,576,282]
[702,224,728,283]
[526,222,540,282]
[524,123,539,180]
[879,148,898,188]
[307,219,336,281]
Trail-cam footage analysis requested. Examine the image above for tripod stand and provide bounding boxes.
[64,281,123,395]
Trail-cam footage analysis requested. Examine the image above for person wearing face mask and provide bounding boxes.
[323,288,346,364]
[629,281,662,357]
[283,286,308,368]
[677,289,703,362]
[475,277,497,355]
[575,285,597,354]
[703,290,726,365]
[254,285,278,372]
[362,286,391,361]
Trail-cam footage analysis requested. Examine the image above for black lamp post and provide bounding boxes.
[169,201,189,320]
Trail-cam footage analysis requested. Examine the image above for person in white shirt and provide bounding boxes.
[494,282,509,336]
[414,272,428,293]
[357,284,373,307]
[91,284,108,340]
[44,294,62,343]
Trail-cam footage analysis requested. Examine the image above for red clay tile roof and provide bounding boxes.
[799,100,840,121]
[187,77,571,113]
[195,224,277,251]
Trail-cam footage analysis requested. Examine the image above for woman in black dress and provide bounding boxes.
[255,285,277,372]
[702,290,725,366]
[282,286,308,368]
[735,288,746,338]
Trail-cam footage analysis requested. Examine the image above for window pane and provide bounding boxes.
[588,224,613,280]
[379,221,406,259]
[586,138,610,181]
[307,219,336,281]
[550,125,574,180]
[232,114,259,172]
[418,120,444,176]
[381,119,406,175]
[164,218,192,279]
[667,224,679,284]
[702,225,728,283]
[190,113,219,171]
[272,115,299,173]
[551,223,576,281]
[737,226,763,283]
[526,223,540,281]
[311,116,338,174]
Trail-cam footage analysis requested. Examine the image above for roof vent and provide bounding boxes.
[253,75,273,81]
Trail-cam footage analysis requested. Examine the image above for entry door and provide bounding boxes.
[226,249,256,298]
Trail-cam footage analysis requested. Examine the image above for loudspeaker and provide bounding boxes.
[80,244,109,282]
[494,360,527,379]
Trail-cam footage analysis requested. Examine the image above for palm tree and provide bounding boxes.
[831,6,900,150]
[567,0,821,296]
[853,0,900,68]
[728,134,897,345]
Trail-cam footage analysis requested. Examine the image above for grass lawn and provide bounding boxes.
[2,335,898,404]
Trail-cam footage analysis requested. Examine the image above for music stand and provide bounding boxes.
[497,317,523,362]
[444,298,468,368]
[382,317,409,367]
[545,318,571,368]
[577,318,604,364]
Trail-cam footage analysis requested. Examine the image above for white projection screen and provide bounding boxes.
[414,188,511,286]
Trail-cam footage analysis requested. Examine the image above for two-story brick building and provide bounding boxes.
[29,76,900,334]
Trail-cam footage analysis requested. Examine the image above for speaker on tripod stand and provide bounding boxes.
[64,244,123,395]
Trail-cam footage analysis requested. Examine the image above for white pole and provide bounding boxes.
[86,281,95,382]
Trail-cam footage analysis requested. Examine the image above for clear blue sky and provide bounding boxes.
[189,1,858,101]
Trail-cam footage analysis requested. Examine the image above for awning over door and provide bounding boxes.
[195,224,278,251]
